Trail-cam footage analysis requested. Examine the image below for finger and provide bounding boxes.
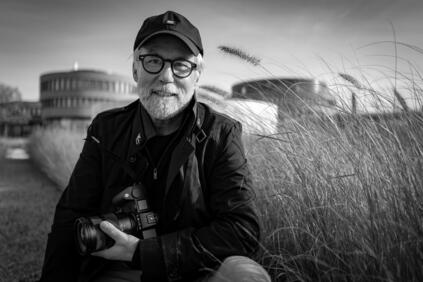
[99,221,123,240]
[91,241,113,258]
[91,249,106,257]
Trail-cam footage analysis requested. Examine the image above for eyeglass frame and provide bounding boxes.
[137,54,197,78]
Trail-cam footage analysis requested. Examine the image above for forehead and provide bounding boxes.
[139,34,194,58]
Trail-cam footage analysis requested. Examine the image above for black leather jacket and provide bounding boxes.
[40,98,260,282]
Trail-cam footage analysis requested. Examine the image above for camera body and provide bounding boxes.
[75,183,158,255]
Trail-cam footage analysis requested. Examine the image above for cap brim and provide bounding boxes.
[135,30,200,56]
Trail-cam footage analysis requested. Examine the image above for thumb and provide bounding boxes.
[99,221,123,240]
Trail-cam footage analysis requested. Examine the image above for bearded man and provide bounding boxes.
[40,10,270,282]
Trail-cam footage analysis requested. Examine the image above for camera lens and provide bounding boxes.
[117,216,136,232]
[75,217,112,255]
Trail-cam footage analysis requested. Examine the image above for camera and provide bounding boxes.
[75,183,158,255]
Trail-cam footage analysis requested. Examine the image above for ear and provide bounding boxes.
[132,63,138,82]
[194,71,201,84]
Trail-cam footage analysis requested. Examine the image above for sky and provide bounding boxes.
[1,0,423,110]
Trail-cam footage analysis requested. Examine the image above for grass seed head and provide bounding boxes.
[218,45,261,66]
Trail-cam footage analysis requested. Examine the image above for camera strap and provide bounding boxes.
[193,103,213,196]
[193,102,211,144]
[171,103,214,221]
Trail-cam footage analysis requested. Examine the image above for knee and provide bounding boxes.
[211,256,271,282]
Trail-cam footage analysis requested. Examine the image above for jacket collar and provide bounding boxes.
[128,94,199,157]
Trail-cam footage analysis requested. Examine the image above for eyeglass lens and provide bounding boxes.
[141,55,195,78]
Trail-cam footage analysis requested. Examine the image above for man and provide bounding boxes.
[40,11,270,282]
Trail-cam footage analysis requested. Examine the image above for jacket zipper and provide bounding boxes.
[144,108,198,181]
[144,150,158,180]
[145,131,183,181]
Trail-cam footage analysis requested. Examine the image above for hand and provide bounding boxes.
[91,221,140,262]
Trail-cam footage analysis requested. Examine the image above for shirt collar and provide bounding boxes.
[129,94,198,150]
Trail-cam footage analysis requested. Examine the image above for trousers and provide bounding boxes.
[91,256,271,282]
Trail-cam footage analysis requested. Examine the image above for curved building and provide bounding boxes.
[40,69,137,126]
[197,87,278,134]
[232,78,337,120]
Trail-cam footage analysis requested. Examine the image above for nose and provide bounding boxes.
[159,61,174,82]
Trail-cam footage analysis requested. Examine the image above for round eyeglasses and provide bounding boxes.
[138,54,197,78]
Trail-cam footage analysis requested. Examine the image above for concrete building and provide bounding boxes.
[232,78,337,121]
[197,87,278,135]
[39,69,137,128]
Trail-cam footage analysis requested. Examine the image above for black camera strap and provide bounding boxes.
[193,102,212,179]
[188,103,213,203]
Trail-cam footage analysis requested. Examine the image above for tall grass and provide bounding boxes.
[246,114,423,281]
[221,46,423,281]
[28,126,84,189]
[28,47,423,281]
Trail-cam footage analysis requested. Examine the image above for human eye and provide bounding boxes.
[173,60,191,72]
[144,55,162,65]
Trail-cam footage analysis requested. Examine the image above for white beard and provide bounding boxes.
[138,86,193,120]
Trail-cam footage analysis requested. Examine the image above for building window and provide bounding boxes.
[89,80,96,90]
[77,79,84,90]
[101,81,108,91]
[84,80,90,89]
[71,79,77,90]
[65,79,70,91]
[41,81,48,91]
[94,80,101,91]
[59,78,64,90]
[241,86,247,96]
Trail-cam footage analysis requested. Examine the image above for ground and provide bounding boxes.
[0,138,61,282]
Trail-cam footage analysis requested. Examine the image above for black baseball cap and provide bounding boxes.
[133,11,203,56]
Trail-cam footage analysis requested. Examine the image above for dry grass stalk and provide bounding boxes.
[351,92,357,114]
[218,45,261,66]
[339,73,364,89]
[393,88,410,112]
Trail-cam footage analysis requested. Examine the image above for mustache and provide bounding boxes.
[137,85,179,96]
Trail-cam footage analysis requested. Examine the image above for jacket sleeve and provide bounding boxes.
[133,121,260,281]
[39,121,103,282]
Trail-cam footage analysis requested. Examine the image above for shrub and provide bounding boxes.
[28,126,84,189]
